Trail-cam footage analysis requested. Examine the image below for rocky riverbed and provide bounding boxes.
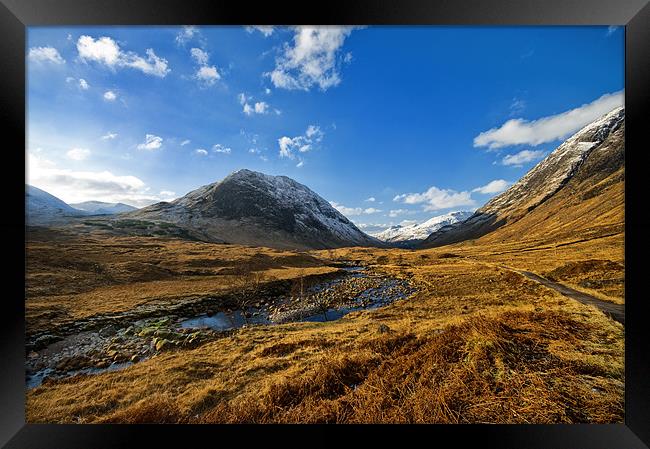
[27,266,414,389]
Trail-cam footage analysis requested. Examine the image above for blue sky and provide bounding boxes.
[27,25,624,233]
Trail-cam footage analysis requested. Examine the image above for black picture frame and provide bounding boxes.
[2,0,649,447]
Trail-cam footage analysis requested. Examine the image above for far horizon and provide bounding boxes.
[27,25,624,234]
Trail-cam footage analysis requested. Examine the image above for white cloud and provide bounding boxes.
[305,124,324,140]
[101,132,118,140]
[195,149,208,156]
[501,149,546,166]
[245,26,275,37]
[196,65,220,85]
[27,152,166,207]
[365,197,376,202]
[239,93,273,115]
[190,47,209,65]
[28,46,65,64]
[213,144,231,154]
[394,186,476,212]
[66,148,90,161]
[364,207,382,214]
[78,78,89,90]
[254,102,269,114]
[122,48,170,77]
[77,35,170,78]
[248,148,261,154]
[388,209,408,218]
[187,46,220,86]
[77,35,120,65]
[137,134,163,151]
[473,91,624,149]
[265,88,272,94]
[267,26,361,91]
[606,26,618,36]
[160,190,176,197]
[472,179,510,194]
[329,201,363,216]
[278,124,325,159]
[329,202,381,216]
[509,97,525,116]
[296,161,304,168]
[103,90,117,101]
[180,139,191,146]
[176,26,199,46]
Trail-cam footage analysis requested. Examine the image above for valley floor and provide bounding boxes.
[25,228,624,423]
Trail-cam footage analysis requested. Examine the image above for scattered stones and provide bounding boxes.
[27,264,416,389]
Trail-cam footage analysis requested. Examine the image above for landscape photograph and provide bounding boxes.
[25,25,625,423]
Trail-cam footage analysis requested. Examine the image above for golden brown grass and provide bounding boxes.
[26,227,338,334]
[26,234,624,424]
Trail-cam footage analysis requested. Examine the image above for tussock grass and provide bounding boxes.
[27,220,624,424]
[194,310,622,424]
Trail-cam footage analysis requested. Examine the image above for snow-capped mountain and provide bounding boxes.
[128,169,382,250]
[70,201,138,215]
[373,211,473,246]
[26,185,87,224]
[421,107,625,248]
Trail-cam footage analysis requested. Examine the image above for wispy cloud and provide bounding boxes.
[28,46,65,64]
[267,26,361,91]
[180,139,191,146]
[103,90,117,101]
[606,26,618,37]
[473,90,624,149]
[66,148,90,161]
[28,152,168,207]
[194,148,208,156]
[213,144,231,154]
[101,132,118,140]
[175,26,199,46]
[238,92,274,115]
[472,179,510,194]
[77,35,170,77]
[137,134,163,151]
[501,149,546,166]
[278,124,324,161]
[394,186,476,212]
[245,26,275,37]
[329,201,382,216]
[189,47,220,86]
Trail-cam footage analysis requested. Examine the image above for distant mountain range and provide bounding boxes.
[25,186,138,224]
[420,106,625,248]
[70,201,138,215]
[26,107,624,251]
[372,211,473,247]
[127,169,382,250]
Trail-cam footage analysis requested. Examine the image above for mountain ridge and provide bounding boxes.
[420,106,625,248]
[128,169,382,250]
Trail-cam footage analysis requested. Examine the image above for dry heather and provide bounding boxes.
[26,227,338,335]
[26,233,624,424]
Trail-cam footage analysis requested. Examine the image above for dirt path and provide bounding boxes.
[512,268,625,325]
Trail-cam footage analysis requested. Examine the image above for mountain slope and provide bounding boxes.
[420,107,625,248]
[70,201,138,215]
[127,169,381,250]
[373,211,473,246]
[26,185,87,224]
